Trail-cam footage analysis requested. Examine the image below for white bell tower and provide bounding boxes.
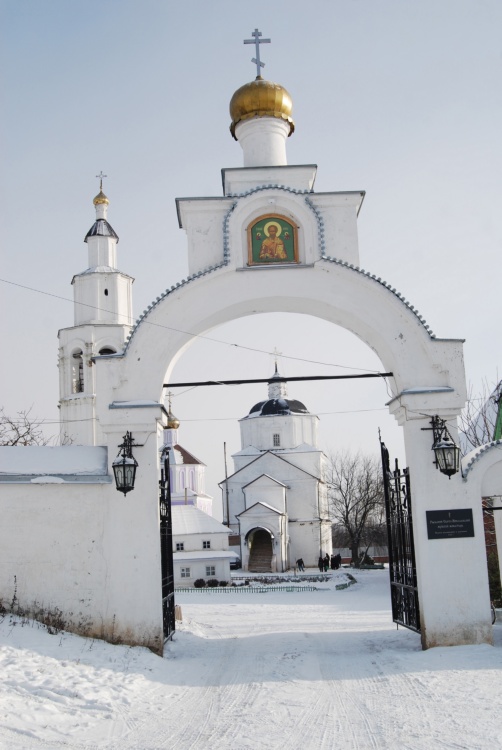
[58,177,134,445]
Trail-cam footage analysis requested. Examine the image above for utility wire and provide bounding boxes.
[0,277,383,374]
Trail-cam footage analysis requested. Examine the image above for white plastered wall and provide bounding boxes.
[0,423,166,653]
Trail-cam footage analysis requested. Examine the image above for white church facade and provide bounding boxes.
[221,367,332,572]
[1,33,501,653]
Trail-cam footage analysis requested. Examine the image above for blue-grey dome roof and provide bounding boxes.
[248,397,309,417]
[85,218,119,243]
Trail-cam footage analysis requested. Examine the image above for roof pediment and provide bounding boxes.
[221,450,320,484]
[236,501,284,517]
[242,473,287,490]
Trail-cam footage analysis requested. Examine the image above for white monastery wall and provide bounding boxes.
[0,420,166,653]
[0,479,163,652]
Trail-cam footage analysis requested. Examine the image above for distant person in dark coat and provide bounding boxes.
[330,554,336,570]
[296,558,305,572]
[318,556,324,572]
[323,554,330,572]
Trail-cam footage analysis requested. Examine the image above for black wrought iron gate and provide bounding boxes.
[159,452,175,641]
[380,440,421,633]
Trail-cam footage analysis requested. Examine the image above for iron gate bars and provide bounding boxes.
[380,440,421,633]
[160,450,176,642]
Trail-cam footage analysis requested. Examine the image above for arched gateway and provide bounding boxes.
[57,52,495,652]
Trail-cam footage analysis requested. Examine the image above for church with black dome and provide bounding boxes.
[220,367,332,572]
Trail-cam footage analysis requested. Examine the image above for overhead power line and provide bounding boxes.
[0,276,384,375]
[164,373,393,388]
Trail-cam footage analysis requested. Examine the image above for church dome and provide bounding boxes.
[167,409,180,429]
[93,190,109,206]
[248,397,309,417]
[229,77,295,140]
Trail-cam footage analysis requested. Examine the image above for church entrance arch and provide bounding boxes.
[95,260,493,648]
[245,527,274,573]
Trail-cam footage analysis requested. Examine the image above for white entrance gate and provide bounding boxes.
[63,71,497,650]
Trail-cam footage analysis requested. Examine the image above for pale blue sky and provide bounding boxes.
[1,1,501,507]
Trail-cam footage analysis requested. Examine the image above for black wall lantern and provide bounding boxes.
[426,416,461,479]
[112,431,139,495]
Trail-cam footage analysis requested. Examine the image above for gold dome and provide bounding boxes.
[229,77,294,140]
[93,190,109,206]
[167,410,180,430]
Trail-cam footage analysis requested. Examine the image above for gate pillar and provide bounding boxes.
[97,403,168,653]
[391,401,492,648]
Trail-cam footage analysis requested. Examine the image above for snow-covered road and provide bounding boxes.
[1,570,501,749]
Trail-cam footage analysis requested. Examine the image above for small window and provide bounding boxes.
[203,540,211,549]
[180,567,190,578]
[99,347,116,356]
[205,566,215,577]
[104,289,109,296]
[176,542,184,551]
[273,433,280,447]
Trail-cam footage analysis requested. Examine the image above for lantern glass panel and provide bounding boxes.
[112,455,137,494]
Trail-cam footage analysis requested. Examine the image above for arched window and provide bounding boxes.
[189,470,195,490]
[180,471,185,490]
[99,347,116,356]
[72,350,84,393]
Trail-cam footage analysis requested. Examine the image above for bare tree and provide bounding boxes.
[459,379,502,453]
[326,452,385,565]
[0,407,52,446]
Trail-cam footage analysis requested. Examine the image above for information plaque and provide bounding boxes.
[426,509,474,540]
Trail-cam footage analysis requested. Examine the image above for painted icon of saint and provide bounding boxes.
[259,222,287,260]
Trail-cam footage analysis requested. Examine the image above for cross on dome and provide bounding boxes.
[272,347,283,371]
[243,28,271,78]
[96,171,107,191]
[166,390,180,430]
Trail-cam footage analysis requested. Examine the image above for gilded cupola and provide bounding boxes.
[93,190,109,206]
[229,77,295,140]
[167,409,180,430]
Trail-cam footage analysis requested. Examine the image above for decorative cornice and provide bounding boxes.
[320,256,435,337]
[462,440,502,480]
[123,263,226,353]
[226,184,311,199]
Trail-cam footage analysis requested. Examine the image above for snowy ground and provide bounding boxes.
[1,569,501,750]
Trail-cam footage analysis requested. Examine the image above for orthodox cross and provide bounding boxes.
[96,171,107,191]
[167,390,174,412]
[244,28,271,78]
[272,347,283,371]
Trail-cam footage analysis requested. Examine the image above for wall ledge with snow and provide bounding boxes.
[0,445,111,484]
